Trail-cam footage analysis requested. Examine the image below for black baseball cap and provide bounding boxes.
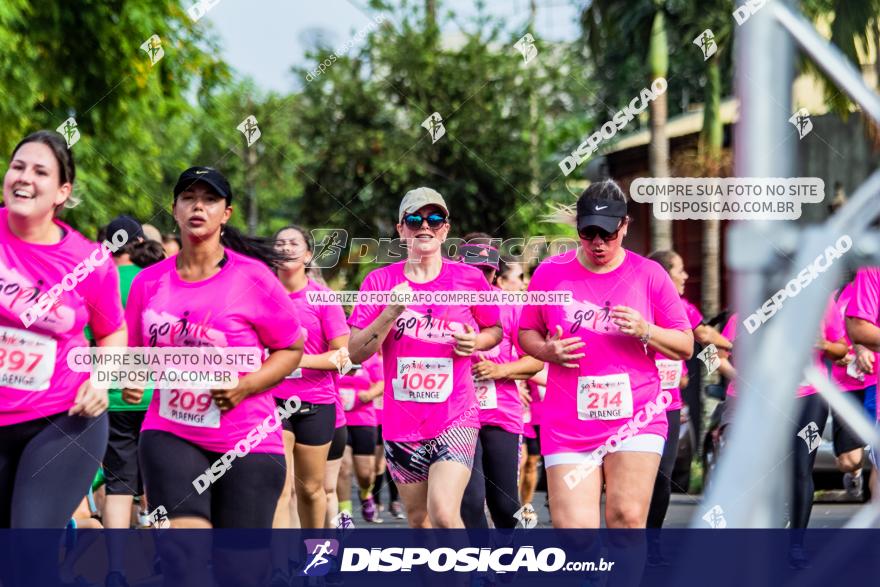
[576,196,627,233]
[106,215,144,241]
[173,166,233,202]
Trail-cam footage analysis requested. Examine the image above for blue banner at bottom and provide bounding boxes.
[0,529,877,587]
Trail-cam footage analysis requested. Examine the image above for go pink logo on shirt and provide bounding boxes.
[144,309,228,347]
[0,263,76,332]
[564,299,616,335]
[392,308,464,345]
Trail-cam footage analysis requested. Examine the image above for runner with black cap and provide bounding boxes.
[518,179,694,529]
[123,166,304,584]
[348,187,502,528]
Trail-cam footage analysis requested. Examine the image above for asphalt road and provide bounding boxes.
[354,490,868,529]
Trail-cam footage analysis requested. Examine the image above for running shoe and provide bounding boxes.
[389,500,406,519]
[844,471,864,500]
[361,495,383,523]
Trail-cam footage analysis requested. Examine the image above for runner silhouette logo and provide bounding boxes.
[301,539,339,577]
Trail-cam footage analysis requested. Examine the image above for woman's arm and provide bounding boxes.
[211,338,304,412]
[71,325,128,416]
[472,355,544,381]
[846,317,880,352]
[694,324,733,351]
[611,305,694,361]
[358,379,384,403]
[818,336,848,362]
[298,335,350,371]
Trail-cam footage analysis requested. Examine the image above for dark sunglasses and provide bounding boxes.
[578,223,622,242]
[403,212,447,230]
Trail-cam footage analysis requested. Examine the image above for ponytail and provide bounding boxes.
[130,240,166,268]
[221,224,291,269]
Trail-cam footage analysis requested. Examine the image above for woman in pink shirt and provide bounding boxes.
[645,250,729,538]
[844,267,880,500]
[0,131,126,528]
[337,353,384,522]
[719,299,846,563]
[124,167,304,539]
[269,225,350,531]
[827,275,876,496]
[518,180,694,529]
[348,187,502,528]
[457,235,543,529]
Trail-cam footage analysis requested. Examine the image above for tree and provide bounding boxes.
[0,0,228,236]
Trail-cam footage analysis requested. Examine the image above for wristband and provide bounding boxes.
[639,324,652,349]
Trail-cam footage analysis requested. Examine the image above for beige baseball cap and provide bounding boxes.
[398,187,449,221]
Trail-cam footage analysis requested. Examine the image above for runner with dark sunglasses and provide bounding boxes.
[348,188,502,528]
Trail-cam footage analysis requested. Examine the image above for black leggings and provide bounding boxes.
[461,426,521,529]
[791,394,829,530]
[139,430,285,528]
[647,410,680,528]
[0,411,108,528]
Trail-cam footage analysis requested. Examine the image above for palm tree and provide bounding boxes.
[581,0,674,250]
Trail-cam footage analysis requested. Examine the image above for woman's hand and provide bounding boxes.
[856,345,875,374]
[542,325,585,368]
[453,324,478,357]
[381,281,413,320]
[472,360,506,381]
[122,387,145,404]
[611,306,649,339]
[210,381,254,412]
[69,380,109,417]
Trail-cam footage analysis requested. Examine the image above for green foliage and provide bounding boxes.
[0,0,228,237]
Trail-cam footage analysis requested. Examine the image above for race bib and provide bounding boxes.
[476,379,497,410]
[656,359,683,390]
[577,373,633,420]
[285,368,303,380]
[159,388,221,428]
[373,395,383,410]
[846,360,865,382]
[0,326,57,391]
[340,387,356,411]
[392,358,454,403]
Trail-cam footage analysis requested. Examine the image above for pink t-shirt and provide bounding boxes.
[831,283,877,391]
[348,259,500,442]
[339,353,382,427]
[725,298,843,399]
[681,297,704,330]
[519,251,690,454]
[846,269,880,418]
[126,251,302,454]
[472,295,523,435]
[0,210,125,425]
[271,280,349,405]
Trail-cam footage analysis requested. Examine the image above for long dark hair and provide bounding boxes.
[221,225,291,269]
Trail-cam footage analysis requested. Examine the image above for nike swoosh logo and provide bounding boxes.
[595,205,607,210]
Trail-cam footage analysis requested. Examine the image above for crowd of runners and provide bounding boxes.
[1,130,880,581]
